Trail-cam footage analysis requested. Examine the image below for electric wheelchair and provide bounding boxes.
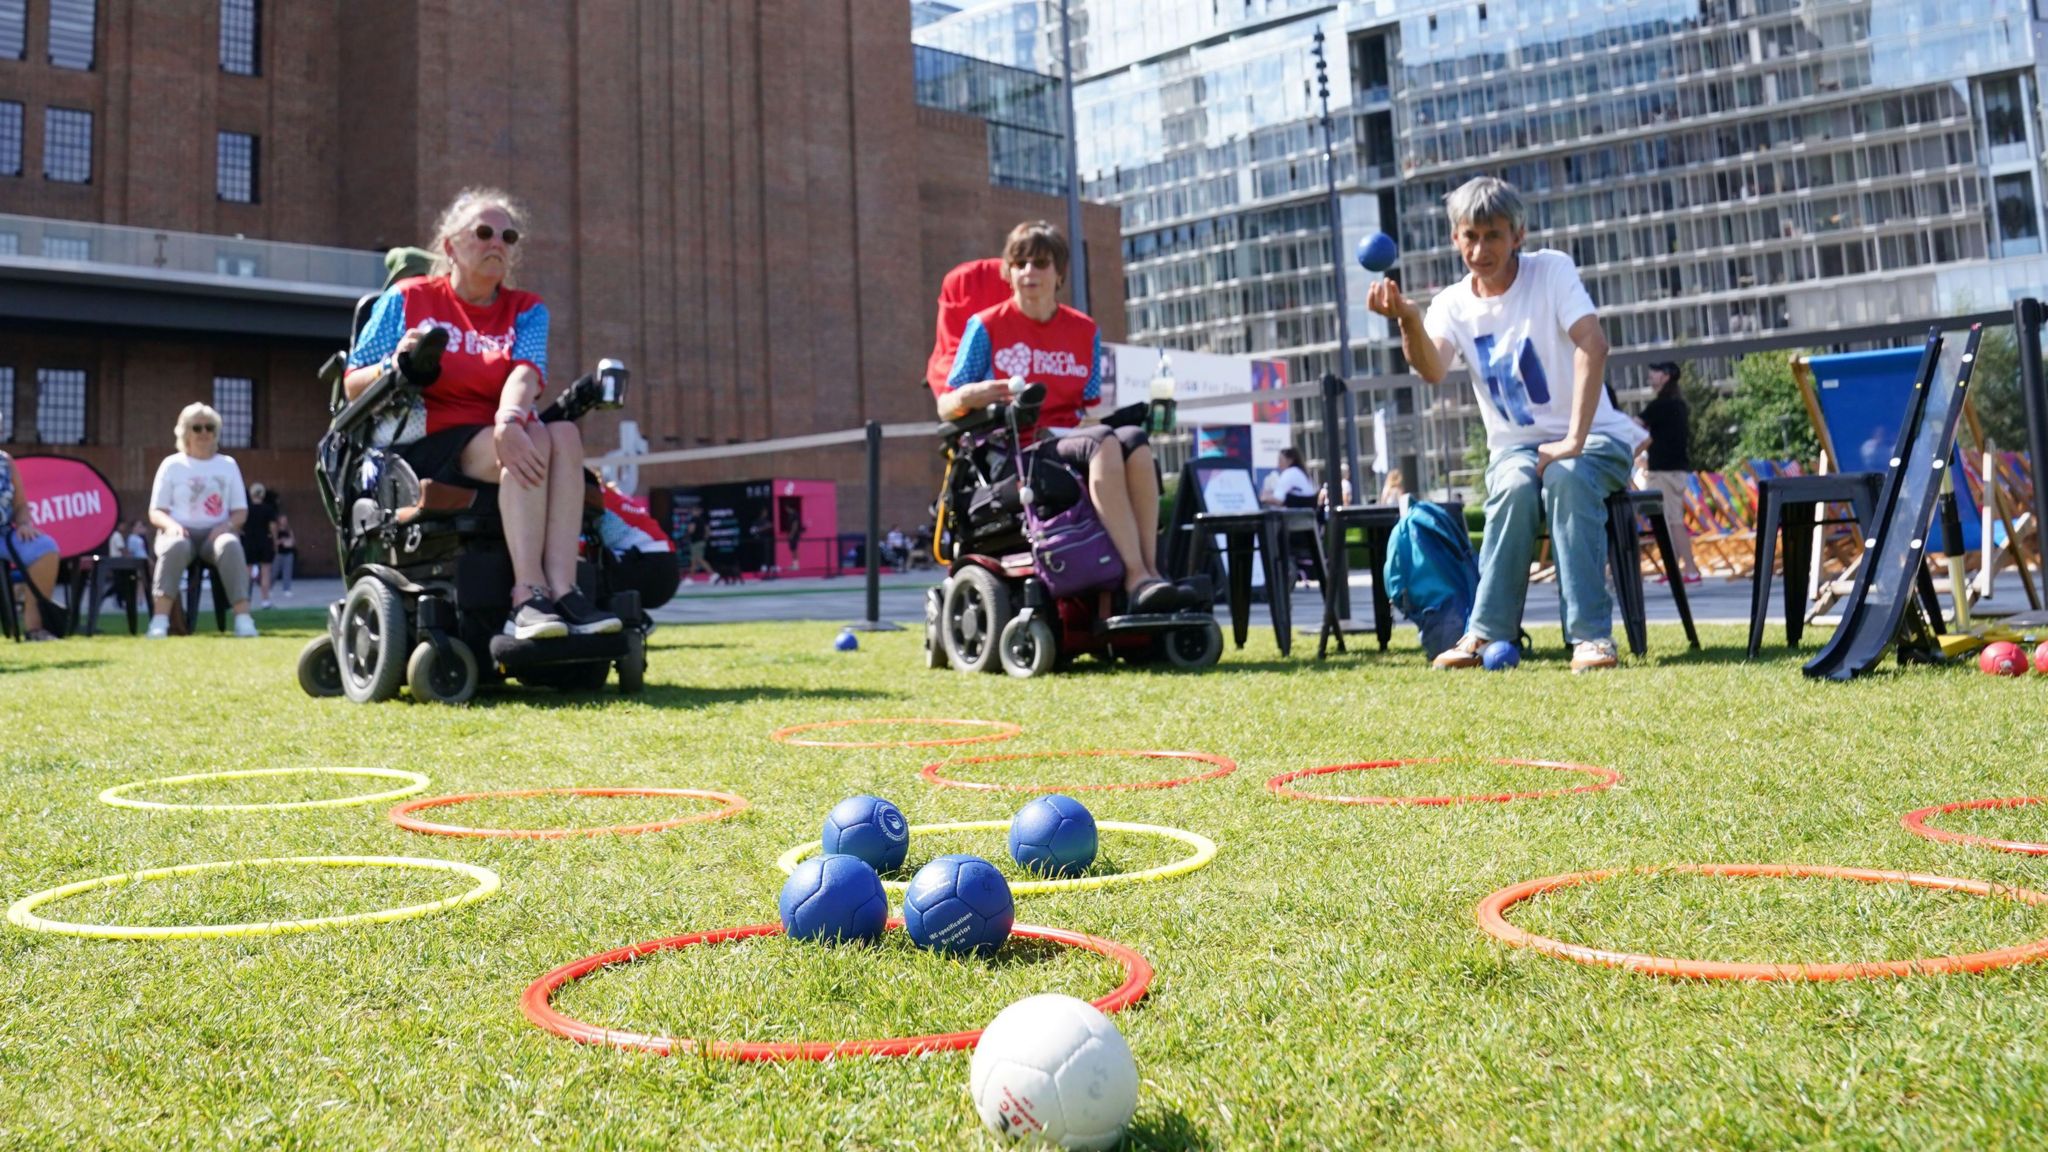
[296,290,648,704]
[923,384,1222,677]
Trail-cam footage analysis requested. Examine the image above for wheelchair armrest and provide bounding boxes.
[329,364,417,436]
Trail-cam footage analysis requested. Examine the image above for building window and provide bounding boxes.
[48,0,94,70]
[43,108,91,183]
[1985,75,2028,149]
[41,235,89,260]
[220,0,258,75]
[0,366,12,442]
[0,102,20,177]
[217,131,256,203]
[1995,172,2042,255]
[35,368,85,446]
[0,0,23,60]
[213,376,253,448]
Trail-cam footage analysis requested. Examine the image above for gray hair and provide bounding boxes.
[174,402,222,454]
[1444,177,1526,234]
[427,187,527,283]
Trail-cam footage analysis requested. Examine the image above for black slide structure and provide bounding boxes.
[1805,325,1982,681]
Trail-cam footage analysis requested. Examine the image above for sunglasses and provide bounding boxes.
[1009,255,1053,270]
[472,223,520,246]
[189,423,217,433]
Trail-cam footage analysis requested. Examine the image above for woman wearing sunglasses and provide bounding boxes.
[341,187,617,641]
[146,403,258,638]
[939,220,1191,612]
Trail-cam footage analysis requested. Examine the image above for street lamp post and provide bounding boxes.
[1312,27,1363,504]
[1060,0,1088,315]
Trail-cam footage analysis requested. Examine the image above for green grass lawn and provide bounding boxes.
[5,613,2048,1149]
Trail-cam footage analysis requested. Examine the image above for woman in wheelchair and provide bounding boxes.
[341,187,618,641]
[939,221,1194,614]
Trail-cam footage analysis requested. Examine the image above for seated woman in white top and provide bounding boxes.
[146,403,258,638]
[1260,448,1318,507]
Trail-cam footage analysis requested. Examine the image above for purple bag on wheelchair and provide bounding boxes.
[1027,498,1124,598]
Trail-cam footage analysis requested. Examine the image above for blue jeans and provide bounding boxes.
[1470,433,1635,645]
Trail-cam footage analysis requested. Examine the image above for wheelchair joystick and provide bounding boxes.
[397,324,448,389]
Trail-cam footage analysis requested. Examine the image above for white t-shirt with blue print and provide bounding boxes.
[1423,248,1643,452]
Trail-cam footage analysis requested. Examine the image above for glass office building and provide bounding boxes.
[1044,0,2048,487]
[913,46,1070,197]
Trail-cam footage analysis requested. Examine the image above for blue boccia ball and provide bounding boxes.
[1357,231,1400,273]
[1008,794,1098,878]
[821,794,911,874]
[1481,639,1520,671]
[834,628,859,651]
[779,853,887,946]
[903,854,1014,957]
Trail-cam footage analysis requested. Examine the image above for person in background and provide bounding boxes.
[1261,447,1318,507]
[1368,176,1643,673]
[273,513,297,596]
[147,403,259,638]
[1638,361,1703,583]
[2,448,63,640]
[684,508,713,582]
[883,524,910,570]
[593,475,680,612]
[1378,467,1408,507]
[125,521,148,563]
[242,482,278,609]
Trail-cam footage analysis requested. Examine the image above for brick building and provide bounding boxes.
[0,0,1121,575]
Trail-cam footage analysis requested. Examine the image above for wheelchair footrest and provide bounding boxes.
[1100,611,1216,633]
[489,631,628,671]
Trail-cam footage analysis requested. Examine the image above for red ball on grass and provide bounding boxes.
[1980,641,2027,677]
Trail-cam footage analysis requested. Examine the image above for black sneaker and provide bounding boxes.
[554,588,622,635]
[504,594,569,640]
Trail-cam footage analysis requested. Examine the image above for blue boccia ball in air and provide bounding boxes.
[1481,639,1521,671]
[1008,794,1098,878]
[903,854,1014,957]
[1357,231,1400,273]
[821,794,911,874]
[779,853,887,945]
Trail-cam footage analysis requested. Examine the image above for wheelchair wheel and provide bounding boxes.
[617,630,646,694]
[406,637,478,705]
[1162,620,1224,670]
[923,584,951,670]
[998,614,1056,679]
[338,577,408,703]
[942,566,1011,674]
[296,633,344,698]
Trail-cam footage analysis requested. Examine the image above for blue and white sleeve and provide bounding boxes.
[946,317,992,391]
[346,289,406,369]
[1081,331,1102,405]
[512,301,550,382]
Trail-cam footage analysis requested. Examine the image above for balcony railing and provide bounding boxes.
[0,213,385,297]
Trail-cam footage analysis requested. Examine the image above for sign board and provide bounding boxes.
[12,454,119,560]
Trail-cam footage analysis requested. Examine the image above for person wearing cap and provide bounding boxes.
[1639,361,1703,583]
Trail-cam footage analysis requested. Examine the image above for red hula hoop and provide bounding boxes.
[1265,758,1620,806]
[1477,863,2048,981]
[1902,797,2048,856]
[770,718,1023,749]
[388,788,750,839]
[922,750,1238,793]
[520,919,1153,1060]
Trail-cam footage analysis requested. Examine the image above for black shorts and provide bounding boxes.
[399,424,488,484]
[1041,424,1148,473]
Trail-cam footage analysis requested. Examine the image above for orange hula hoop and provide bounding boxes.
[922,749,1238,793]
[1477,863,2048,981]
[1902,797,2048,856]
[769,718,1023,749]
[388,788,749,839]
[1266,758,1620,805]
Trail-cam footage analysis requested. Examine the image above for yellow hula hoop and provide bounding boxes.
[7,855,502,940]
[99,767,431,812]
[776,820,1217,896]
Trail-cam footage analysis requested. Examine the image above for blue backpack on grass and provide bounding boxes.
[1382,502,1479,660]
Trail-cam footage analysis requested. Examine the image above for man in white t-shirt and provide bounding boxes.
[1367,177,1643,672]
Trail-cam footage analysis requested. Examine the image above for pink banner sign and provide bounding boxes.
[14,455,119,560]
